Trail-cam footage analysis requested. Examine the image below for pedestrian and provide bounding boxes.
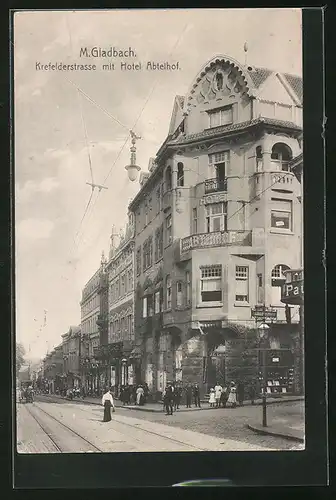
[174,384,182,410]
[193,383,201,408]
[248,382,256,405]
[185,383,192,408]
[237,380,245,406]
[209,388,216,408]
[164,385,174,415]
[102,388,115,422]
[124,384,130,405]
[227,382,237,408]
[214,381,223,408]
[136,385,144,405]
[220,385,229,408]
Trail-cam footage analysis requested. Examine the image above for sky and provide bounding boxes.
[14,8,302,361]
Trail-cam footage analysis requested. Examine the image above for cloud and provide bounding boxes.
[17,218,54,241]
[17,177,60,202]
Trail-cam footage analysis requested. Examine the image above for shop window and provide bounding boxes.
[206,202,227,232]
[235,266,249,302]
[177,162,184,187]
[271,198,292,230]
[271,143,293,172]
[200,265,222,303]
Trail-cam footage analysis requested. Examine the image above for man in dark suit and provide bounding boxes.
[193,383,201,408]
[185,383,192,408]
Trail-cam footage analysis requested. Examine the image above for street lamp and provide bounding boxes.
[125,130,141,182]
[258,323,270,427]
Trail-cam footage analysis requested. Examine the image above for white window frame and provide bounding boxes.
[235,266,249,303]
[270,144,292,172]
[208,107,233,128]
[206,202,228,233]
[271,199,292,231]
[166,215,172,246]
[154,290,161,314]
[200,265,222,305]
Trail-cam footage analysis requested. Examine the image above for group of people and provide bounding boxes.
[162,383,201,415]
[119,383,149,406]
[208,380,257,408]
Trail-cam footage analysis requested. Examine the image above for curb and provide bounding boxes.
[246,424,304,443]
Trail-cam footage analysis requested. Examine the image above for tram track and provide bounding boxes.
[41,402,210,451]
[24,403,103,453]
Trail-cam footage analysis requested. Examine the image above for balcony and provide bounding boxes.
[204,177,227,194]
[271,172,295,192]
[181,230,252,253]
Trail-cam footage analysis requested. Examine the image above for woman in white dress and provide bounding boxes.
[102,389,115,422]
[209,388,216,408]
[227,382,237,408]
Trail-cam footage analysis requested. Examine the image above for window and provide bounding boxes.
[271,264,290,305]
[271,143,293,172]
[156,186,161,214]
[143,297,147,318]
[136,247,141,276]
[256,146,263,172]
[143,236,153,270]
[147,294,154,317]
[155,225,163,261]
[235,266,249,302]
[166,215,172,246]
[166,276,172,309]
[144,199,148,226]
[186,271,191,305]
[192,208,198,233]
[200,265,222,303]
[177,162,184,187]
[154,290,161,314]
[128,269,133,291]
[148,197,152,222]
[209,151,230,166]
[206,202,227,232]
[208,106,233,128]
[271,199,292,230]
[257,273,263,304]
[165,166,172,191]
[176,282,183,307]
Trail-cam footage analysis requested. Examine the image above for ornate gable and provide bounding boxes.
[186,55,257,110]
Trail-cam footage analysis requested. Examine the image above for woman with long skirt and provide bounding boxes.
[102,389,115,422]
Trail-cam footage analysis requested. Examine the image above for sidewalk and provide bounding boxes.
[247,422,304,443]
[42,393,303,413]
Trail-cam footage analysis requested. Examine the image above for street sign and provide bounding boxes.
[251,305,277,321]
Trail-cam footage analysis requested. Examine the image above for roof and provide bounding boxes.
[282,73,303,102]
[176,95,185,108]
[170,117,302,145]
[247,67,273,88]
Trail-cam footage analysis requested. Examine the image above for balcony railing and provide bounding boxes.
[204,177,228,194]
[271,172,294,191]
[181,230,252,253]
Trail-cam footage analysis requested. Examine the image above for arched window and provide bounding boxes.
[166,275,172,309]
[256,146,263,172]
[165,166,172,191]
[271,264,290,305]
[271,143,293,172]
[177,162,184,187]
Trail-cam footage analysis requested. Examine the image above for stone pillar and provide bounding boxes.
[182,335,206,397]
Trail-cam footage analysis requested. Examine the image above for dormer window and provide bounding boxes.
[208,106,233,128]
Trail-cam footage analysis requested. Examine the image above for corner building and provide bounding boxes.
[129,55,303,398]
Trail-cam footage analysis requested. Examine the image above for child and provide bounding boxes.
[209,388,216,408]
